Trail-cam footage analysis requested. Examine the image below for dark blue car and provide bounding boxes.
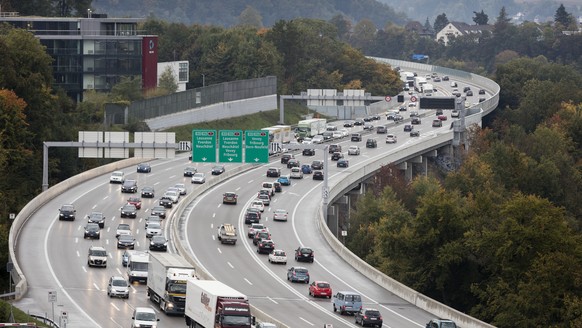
[301,164,313,174]
[277,175,291,186]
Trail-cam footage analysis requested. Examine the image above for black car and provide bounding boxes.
[183,166,197,177]
[273,182,282,192]
[295,247,314,262]
[313,171,324,180]
[411,117,422,125]
[266,167,281,177]
[376,126,387,134]
[410,130,420,137]
[121,179,138,193]
[343,120,354,127]
[120,204,137,218]
[150,206,166,219]
[87,211,105,228]
[354,119,364,126]
[403,125,413,132]
[355,308,383,327]
[280,153,294,164]
[302,148,315,156]
[311,160,323,170]
[337,159,349,168]
[117,234,136,249]
[287,159,300,168]
[136,163,151,173]
[466,90,473,96]
[479,89,486,95]
[211,165,225,175]
[366,139,377,148]
[393,114,404,122]
[436,109,444,115]
[84,223,101,239]
[331,152,343,161]
[141,186,155,198]
[329,144,341,153]
[371,114,381,120]
[59,204,76,221]
[245,211,261,224]
[149,235,168,251]
[159,197,173,208]
[257,240,276,254]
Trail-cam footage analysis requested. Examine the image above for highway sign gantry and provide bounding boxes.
[192,130,216,162]
[219,130,243,163]
[244,130,269,163]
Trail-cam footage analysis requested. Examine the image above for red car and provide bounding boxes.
[127,197,142,209]
[437,114,448,121]
[309,281,332,298]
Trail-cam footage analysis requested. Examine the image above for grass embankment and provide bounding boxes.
[0,300,51,326]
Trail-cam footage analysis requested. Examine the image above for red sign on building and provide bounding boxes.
[142,36,158,90]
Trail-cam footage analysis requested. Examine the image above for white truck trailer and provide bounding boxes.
[147,252,197,315]
[185,279,254,328]
[127,251,149,284]
[296,118,327,140]
[414,76,427,92]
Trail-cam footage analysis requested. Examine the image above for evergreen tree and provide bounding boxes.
[433,13,449,33]
[473,10,489,25]
[554,4,575,31]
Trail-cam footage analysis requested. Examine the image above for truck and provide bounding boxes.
[127,250,150,283]
[414,76,427,92]
[423,83,434,96]
[296,118,327,140]
[185,279,254,328]
[217,224,237,245]
[147,253,197,315]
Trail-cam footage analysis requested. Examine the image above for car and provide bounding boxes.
[290,167,303,179]
[329,144,342,153]
[183,166,197,177]
[442,75,450,81]
[149,235,168,251]
[131,307,159,328]
[116,223,131,237]
[411,117,422,125]
[450,81,457,87]
[163,190,180,203]
[302,148,315,156]
[140,186,155,198]
[363,123,374,131]
[371,114,381,120]
[258,189,271,200]
[253,230,271,245]
[127,197,142,210]
[256,323,277,328]
[309,281,332,298]
[173,183,186,195]
[84,223,101,239]
[301,164,313,174]
[191,172,206,184]
[59,204,76,221]
[355,308,383,327]
[386,110,398,120]
[286,140,302,151]
[348,145,360,155]
[280,153,294,164]
[438,114,448,121]
[121,250,130,267]
[433,77,441,82]
[332,131,343,139]
[313,171,324,180]
[363,116,372,122]
[331,152,343,161]
[266,167,281,177]
[87,246,107,268]
[322,131,334,140]
[109,171,125,184]
[451,110,460,118]
[121,179,138,193]
[343,120,354,127]
[386,134,397,144]
[337,159,349,168]
[425,319,458,328]
[295,246,314,262]
[120,204,137,218]
[400,105,408,111]
[107,276,130,299]
[408,103,416,109]
[87,211,105,228]
[311,135,324,144]
[277,175,291,186]
[273,209,288,222]
[466,90,473,96]
[351,133,362,142]
[479,97,486,103]
[463,86,471,93]
[136,163,151,173]
[410,130,420,137]
[251,200,265,212]
[268,249,287,264]
[311,160,323,170]
[273,181,282,192]
[366,139,377,148]
[245,211,261,224]
[257,193,271,206]
[257,239,276,254]
[287,266,310,283]
[403,124,413,132]
[159,196,173,208]
[150,206,167,219]
[222,192,238,205]
[261,181,276,195]
[376,126,387,134]
[211,165,225,175]
[479,89,486,95]
[302,137,312,144]
[117,234,136,249]
[248,223,267,238]
[393,114,404,122]
[333,291,363,315]
[145,216,161,228]
[432,119,443,127]
[286,159,300,169]
[146,221,162,238]
[409,111,420,117]
[354,119,364,126]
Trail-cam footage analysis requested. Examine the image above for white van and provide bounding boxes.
[109,171,125,184]
[131,307,159,328]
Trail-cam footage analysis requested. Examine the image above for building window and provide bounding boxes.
[179,63,188,82]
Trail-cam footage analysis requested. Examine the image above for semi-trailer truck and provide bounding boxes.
[127,251,149,283]
[147,253,197,315]
[185,279,254,328]
[296,118,327,140]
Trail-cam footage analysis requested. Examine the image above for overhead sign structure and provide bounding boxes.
[219,130,243,163]
[192,130,217,162]
[419,97,456,110]
[244,130,269,164]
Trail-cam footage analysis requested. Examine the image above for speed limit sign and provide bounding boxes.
[410,96,418,102]
[384,95,391,102]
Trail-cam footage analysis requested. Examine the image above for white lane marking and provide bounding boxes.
[217,248,222,254]
[299,317,315,326]
[111,304,120,311]
[267,297,279,304]
[244,278,253,285]
[227,262,234,269]
[93,283,100,290]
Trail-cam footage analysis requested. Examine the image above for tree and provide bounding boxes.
[238,5,263,28]
[329,14,352,41]
[433,13,449,33]
[158,66,178,94]
[110,76,143,102]
[473,10,489,25]
[554,4,576,32]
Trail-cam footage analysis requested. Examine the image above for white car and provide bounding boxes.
[311,135,324,144]
[290,167,303,179]
[191,172,206,184]
[386,134,397,144]
[268,249,287,264]
[116,223,131,237]
[451,110,459,118]
[109,171,125,184]
[257,194,271,206]
[347,145,360,155]
[332,131,343,139]
[273,209,288,221]
[261,182,276,196]
[339,128,349,137]
[132,307,159,328]
[248,223,268,238]
[164,190,180,203]
[107,276,130,299]
[302,138,313,144]
[174,183,187,195]
[250,200,265,212]
[145,222,162,238]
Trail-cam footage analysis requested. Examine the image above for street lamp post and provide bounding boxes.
[202,74,205,87]
[87,9,92,18]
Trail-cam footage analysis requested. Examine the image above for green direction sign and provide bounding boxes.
[192,130,216,162]
[219,130,243,163]
[245,130,269,163]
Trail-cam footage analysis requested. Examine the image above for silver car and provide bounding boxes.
[191,172,206,184]
[146,222,162,238]
[107,276,129,299]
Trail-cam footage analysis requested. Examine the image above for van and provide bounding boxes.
[132,307,159,328]
[332,291,362,315]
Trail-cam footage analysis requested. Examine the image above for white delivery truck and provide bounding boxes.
[272,125,292,144]
[296,118,327,140]
[414,76,427,92]
[147,253,197,315]
[423,83,435,96]
[127,251,150,283]
[185,279,254,328]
